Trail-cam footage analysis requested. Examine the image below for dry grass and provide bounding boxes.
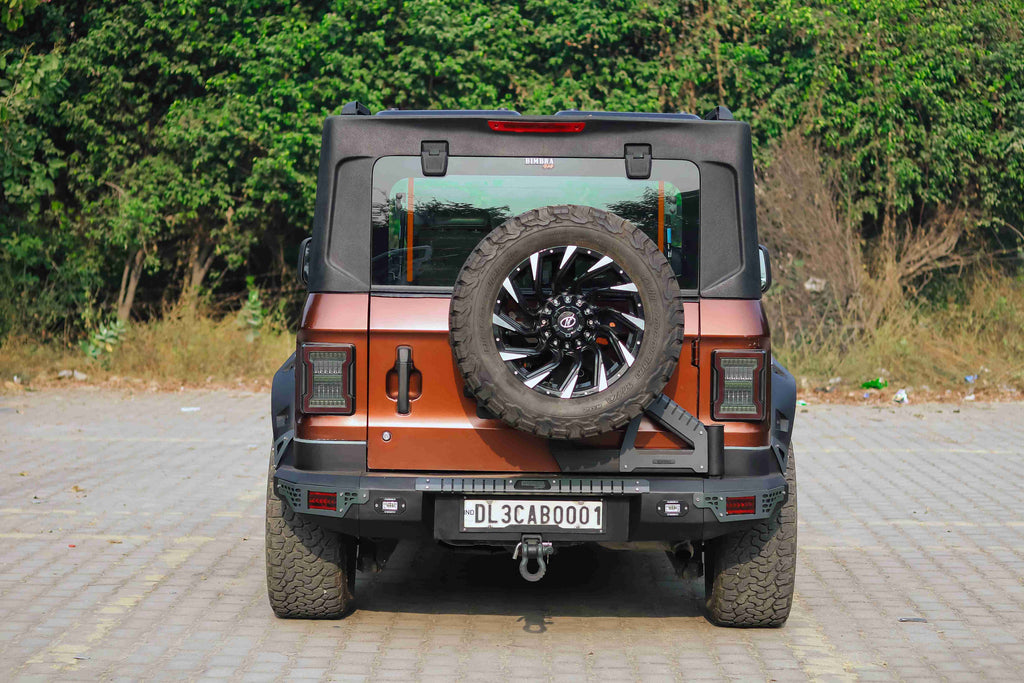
[773,270,1024,398]
[758,133,1024,400]
[1,312,294,391]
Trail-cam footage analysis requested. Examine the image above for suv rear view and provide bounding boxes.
[267,103,798,627]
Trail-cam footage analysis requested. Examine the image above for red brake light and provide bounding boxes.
[726,496,755,515]
[308,491,337,510]
[487,120,586,133]
[712,350,766,421]
[299,343,355,415]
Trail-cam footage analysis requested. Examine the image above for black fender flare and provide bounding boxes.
[271,352,296,467]
[769,357,797,474]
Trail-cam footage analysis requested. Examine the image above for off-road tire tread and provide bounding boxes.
[265,466,355,618]
[704,448,797,627]
[450,205,685,439]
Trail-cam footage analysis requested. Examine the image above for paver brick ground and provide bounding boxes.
[1,389,1023,680]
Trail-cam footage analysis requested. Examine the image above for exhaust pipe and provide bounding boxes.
[666,541,703,579]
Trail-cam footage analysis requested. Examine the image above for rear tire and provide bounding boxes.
[704,448,797,627]
[265,466,356,618]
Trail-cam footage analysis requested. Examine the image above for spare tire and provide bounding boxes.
[450,205,685,439]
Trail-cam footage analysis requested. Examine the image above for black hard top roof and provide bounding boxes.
[366,104,726,122]
[376,108,522,117]
[307,102,755,298]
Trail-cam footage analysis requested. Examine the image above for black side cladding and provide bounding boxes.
[271,353,296,444]
[769,358,797,473]
[306,114,761,299]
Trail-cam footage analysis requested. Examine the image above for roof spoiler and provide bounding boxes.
[554,109,700,120]
[338,102,522,117]
[340,100,735,121]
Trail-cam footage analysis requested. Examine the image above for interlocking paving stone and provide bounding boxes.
[1,390,1023,679]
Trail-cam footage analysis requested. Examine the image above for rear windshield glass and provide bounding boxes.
[371,157,699,290]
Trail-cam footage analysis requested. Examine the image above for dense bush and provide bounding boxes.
[1,0,1022,343]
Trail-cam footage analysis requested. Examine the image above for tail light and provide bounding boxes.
[712,350,766,421]
[308,491,337,511]
[726,496,756,515]
[299,343,355,415]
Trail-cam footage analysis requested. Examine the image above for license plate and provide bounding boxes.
[462,499,604,531]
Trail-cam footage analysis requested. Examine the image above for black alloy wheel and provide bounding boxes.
[492,245,646,400]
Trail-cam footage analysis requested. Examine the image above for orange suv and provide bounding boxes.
[266,103,798,627]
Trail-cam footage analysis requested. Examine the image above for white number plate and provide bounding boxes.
[462,499,604,530]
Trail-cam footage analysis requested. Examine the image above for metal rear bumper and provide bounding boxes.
[272,458,787,544]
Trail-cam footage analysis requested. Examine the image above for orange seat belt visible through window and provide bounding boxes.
[657,181,665,252]
[406,178,415,283]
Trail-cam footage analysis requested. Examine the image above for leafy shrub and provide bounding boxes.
[80,319,126,361]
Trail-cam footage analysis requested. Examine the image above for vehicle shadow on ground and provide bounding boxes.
[355,539,706,625]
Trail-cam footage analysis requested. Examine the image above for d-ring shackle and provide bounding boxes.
[513,535,553,582]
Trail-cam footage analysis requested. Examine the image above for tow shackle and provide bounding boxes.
[513,535,554,582]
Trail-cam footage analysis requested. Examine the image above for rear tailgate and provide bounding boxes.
[365,297,699,472]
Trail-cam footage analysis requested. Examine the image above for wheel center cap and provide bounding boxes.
[538,295,596,348]
[552,305,584,339]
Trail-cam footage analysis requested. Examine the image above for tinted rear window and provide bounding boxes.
[371,157,699,290]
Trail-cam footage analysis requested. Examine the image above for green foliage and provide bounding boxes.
[0,46,64,216]
[1,0,1022,343]
[80,318,126,360]
[0,42,98,340]
[1,0,44,32]
[238,275,266,342]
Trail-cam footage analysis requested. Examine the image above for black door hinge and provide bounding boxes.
[624,144,652,179]
[341,101,370,116]
[421,141,449,176]
[703,105,733,121]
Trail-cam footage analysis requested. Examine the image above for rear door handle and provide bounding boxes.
[395,346,413,415]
